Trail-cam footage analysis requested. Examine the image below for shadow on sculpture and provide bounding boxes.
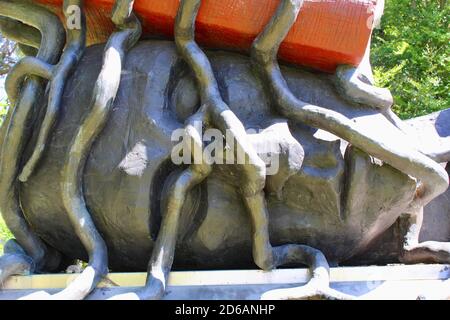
[0,0,449,300]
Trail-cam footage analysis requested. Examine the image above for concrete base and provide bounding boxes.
[1,264,449,300]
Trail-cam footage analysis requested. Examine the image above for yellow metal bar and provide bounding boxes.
[2,264,449,290]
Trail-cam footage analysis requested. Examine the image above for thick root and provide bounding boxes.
[20,0,87,182]
[261,245,354,300]
[0,254,34,287]
[250,0,447,299]
[250,0,448,208]
[402,242,450,264]
[0,240,34,288]
[5,56,54,105]
[0,16,41,49]
[109,111,212,300]
[0,16,41,57]
[55,0,141,300]
[334,65,393,112]
[334,51,412,134]
[400,207,450,265]
[394,206,450,300]
[174,0,270,284]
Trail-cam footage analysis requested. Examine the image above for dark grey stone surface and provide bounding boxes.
[18,40,446,271]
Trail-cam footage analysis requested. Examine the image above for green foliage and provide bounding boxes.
[0,99,8,126]
[371,0,449,119]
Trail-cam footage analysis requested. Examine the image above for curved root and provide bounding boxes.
[0,240,34,288]
[250,0,447,300]
[0,254,34,287]
[400,207,450,265]
[424,147,450,164]
[175,0,272,269]
[335,65,393,112]
[261,245,354,300]
[334,62,410,134]
[0,0,65,273]
[123,0,270,300]
[0,16,41,49]
[250,0,448,208]
[20,0,87,182]
[0,0,445,302]
[54,0,141,300]
[5,56,54,105]
[17,43,39,57]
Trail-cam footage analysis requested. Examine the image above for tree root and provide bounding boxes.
[108,0,271,300]
[334,65,393,112]
[0,254,34,287]
[400,207,450,265]
[0,0,447,302]
[252,1,449,299]
[0,15,42,56]
[334,44,412,134]
[250,0,448,209]
[334,64,410,133]
[5,56,54,105]
[0,0,65,274]
[54,0,141,300]
[17,43,38,57]
[19,0,87,182]
[261,245,354,300]
[0,16,41,49]
[398,207,450,300]
[402,242,450,264]
[175,0,273,271]
[332,0,409,134]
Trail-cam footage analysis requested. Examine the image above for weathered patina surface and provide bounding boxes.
[18,41,419,270]
[0,0,449,300]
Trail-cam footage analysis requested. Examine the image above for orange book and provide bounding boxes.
[36,0,378,72]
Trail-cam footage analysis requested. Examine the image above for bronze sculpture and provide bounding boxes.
[0,0,449,300]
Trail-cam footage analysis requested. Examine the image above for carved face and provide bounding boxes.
[20,41,415,271]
